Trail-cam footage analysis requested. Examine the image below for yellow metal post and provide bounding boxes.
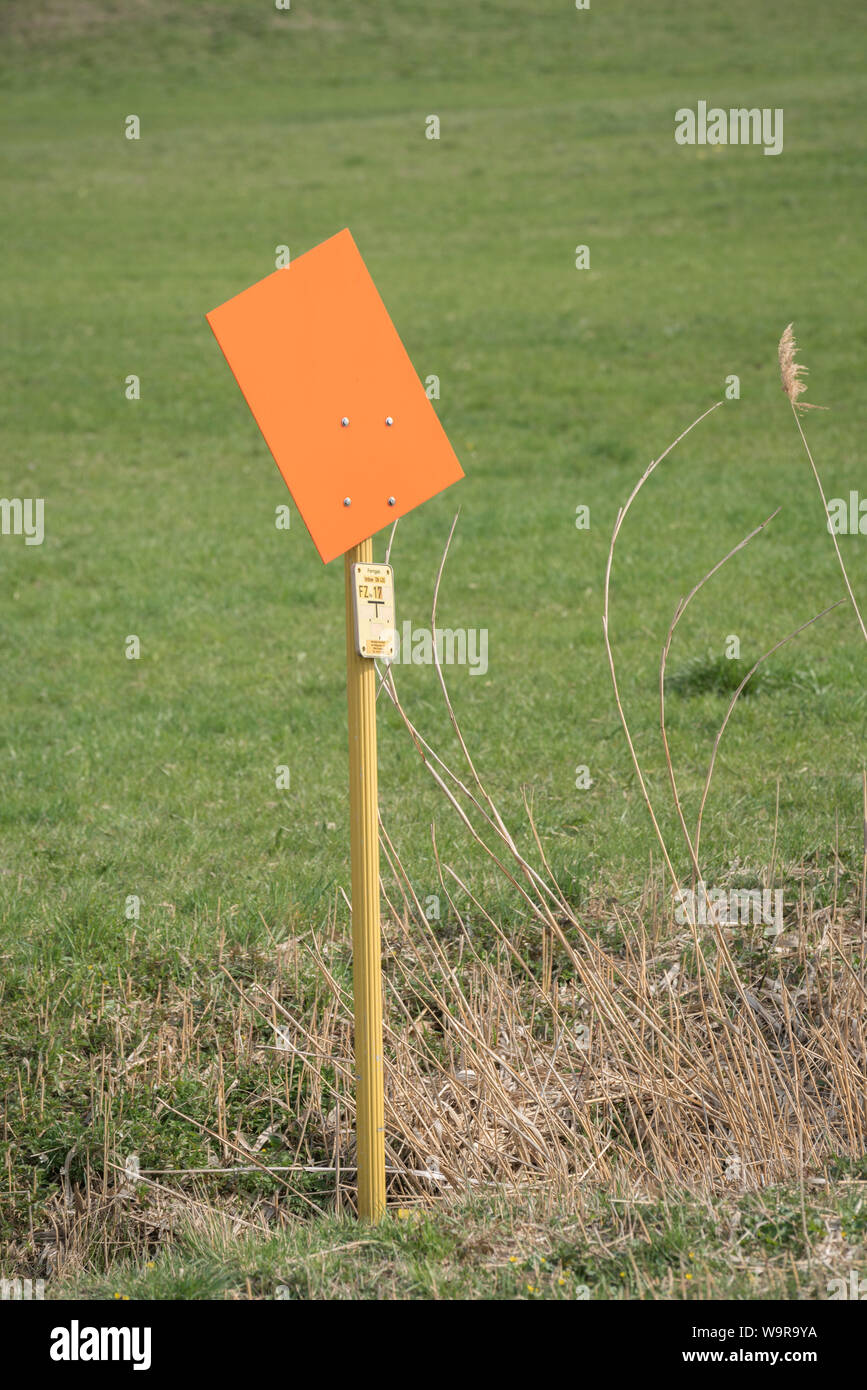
[344,537,386,1221]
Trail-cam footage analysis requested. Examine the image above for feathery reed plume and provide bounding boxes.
[778,322,825,413]
[778,323,867,645]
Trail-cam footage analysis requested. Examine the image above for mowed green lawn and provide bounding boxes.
[2,1,865,940]
[0,3,866,1276]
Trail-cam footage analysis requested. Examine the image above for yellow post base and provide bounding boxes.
[344,537,387,1221]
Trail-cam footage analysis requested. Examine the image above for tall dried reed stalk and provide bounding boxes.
[779,323,867,646]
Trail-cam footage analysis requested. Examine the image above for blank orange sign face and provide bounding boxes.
[207,229,464,564]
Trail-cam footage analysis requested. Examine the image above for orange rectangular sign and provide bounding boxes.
[207,229,464,563]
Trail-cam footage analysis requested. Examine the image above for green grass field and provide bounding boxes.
[1,0,865,1300]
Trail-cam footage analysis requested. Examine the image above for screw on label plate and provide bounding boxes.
[341,417,350,427]
[343,497,352,507]
[385,416,394,426]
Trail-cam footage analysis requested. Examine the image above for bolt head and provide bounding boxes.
[385,416,394,426]
[341,417,350,427]
[343,497,351,507]
[387,496,396,506]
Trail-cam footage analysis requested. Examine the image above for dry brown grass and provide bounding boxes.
[236,862,866,1209]
[14,847,865,1283]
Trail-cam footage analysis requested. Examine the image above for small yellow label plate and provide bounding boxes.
[351,562,396,659]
